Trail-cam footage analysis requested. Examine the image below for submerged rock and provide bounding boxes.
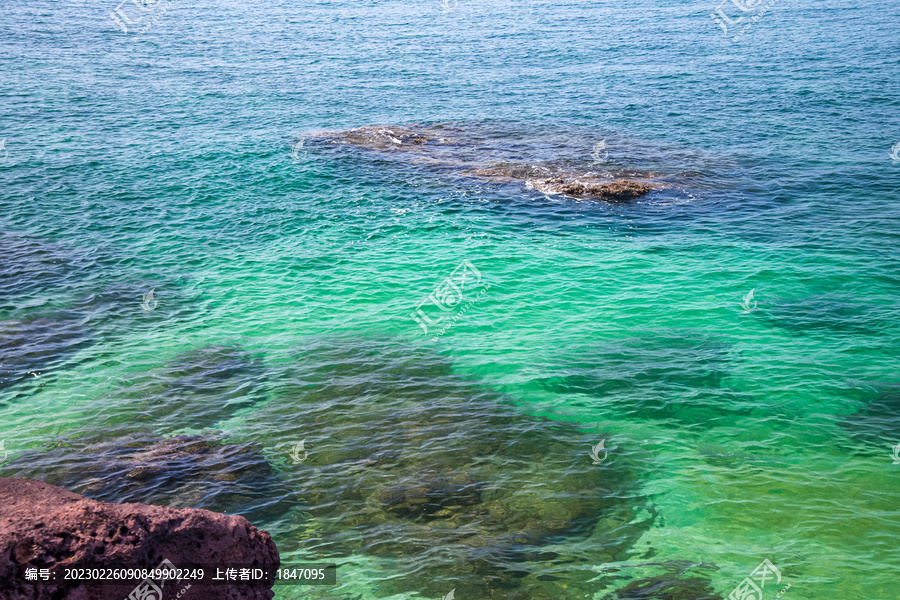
[598,562,723,600]
[0,280,198,396]
[104,342,269,433]
[0,431,291,524]
[0,231,197,396]
[528,331,752,427]
[0,233,84,302]
[0,314,91,392]
[0,477,279,600]
[604,574,722,599]
[69,278,197,332]
[250,336,652,599]
[697,444,757,469]
[758,293,887,336]
[838,383,900,450]
[311,123,662,202]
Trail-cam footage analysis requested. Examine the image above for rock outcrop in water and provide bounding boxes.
[0,478,279,600]
[250,336,653,600]
[539,178,652,202]
[310,123,662,202]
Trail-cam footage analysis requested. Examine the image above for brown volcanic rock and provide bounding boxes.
[0,478,279,600]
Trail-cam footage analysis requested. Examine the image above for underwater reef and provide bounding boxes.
[0,431,289,523]
[527,330,756,428]
[247,336,656,599]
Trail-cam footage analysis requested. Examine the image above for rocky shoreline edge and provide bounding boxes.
[0,478,279,600]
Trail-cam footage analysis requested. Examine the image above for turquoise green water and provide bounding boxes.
[2,0,900,598]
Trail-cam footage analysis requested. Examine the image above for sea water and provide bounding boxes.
[1,0,899,598]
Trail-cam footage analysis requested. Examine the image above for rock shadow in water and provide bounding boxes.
[250,336,653,600]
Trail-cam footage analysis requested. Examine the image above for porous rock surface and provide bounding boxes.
[0,478,279,600]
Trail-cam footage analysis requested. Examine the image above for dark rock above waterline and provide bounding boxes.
[0,478,279,600]
[310,123,661,202]
[548,178,652,202]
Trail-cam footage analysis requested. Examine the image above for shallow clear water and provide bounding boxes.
[1,0,899,598]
